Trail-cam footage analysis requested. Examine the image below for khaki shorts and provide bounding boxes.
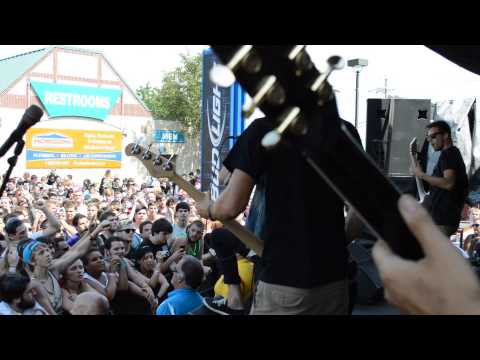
[250,279,349,315]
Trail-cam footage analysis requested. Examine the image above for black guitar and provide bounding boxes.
[210,45,424,260]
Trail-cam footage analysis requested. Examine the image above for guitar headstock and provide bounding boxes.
[210,45,345,151]
[125,143,176,180]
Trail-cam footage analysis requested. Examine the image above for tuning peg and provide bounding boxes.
[288,46,313,76]
[162,154,175,172]
[310,55,344,92]
[142,143,153,160]
[210,46,262,88]
[132,135,146,155]
[153,153,163,166]
[242,76,285,118]
[261,107,301,149]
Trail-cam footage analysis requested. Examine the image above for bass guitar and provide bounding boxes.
[124,144,264,256]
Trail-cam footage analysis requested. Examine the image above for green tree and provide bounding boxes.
[136,53,202,137]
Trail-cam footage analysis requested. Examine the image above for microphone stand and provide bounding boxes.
[0,139,25,198]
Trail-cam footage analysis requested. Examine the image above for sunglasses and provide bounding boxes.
[122,229,135,234]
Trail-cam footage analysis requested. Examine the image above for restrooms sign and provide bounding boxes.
[30,81,122,121]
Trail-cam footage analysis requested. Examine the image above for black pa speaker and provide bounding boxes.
[366,98,432,177]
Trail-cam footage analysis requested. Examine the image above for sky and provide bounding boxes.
[1,44,480,143]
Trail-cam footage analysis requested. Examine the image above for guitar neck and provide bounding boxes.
[168,173,264,256]
[169,173,204,202]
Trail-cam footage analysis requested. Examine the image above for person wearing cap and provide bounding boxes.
[113,219,142,259]
[170,202,190,248]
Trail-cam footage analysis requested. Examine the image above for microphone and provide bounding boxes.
[0,105,43,157]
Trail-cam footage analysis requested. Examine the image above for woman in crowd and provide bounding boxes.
[134,245,170,302]
[23,220,110,314]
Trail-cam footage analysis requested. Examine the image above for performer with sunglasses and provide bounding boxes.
[413,120,469,236]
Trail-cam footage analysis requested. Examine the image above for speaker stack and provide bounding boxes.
[366,98,432,193]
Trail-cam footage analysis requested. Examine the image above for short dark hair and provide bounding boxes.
[427,120,451,138]
[135,207,147,215]
[104,236,124,250]
[72,213,87,227]
[134,245,154,262]
[81,248,102,267]
[99,210,115,222]
[151,218,173,235]
[175,202,190,213]
[5,218,23,235]
[0,273,30,304]
[139,220,153,234]
[180,255,204,290]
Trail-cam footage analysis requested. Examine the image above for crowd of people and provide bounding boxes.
[2,117,480,316]
[0,168,255,315]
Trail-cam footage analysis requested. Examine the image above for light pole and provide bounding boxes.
[347,58,368,128]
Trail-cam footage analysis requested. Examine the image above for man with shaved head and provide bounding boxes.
[70,292,110,315]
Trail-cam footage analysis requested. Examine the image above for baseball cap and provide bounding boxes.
[116,219,135,231]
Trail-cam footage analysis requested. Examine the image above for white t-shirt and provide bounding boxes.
[23,302,48,315]
[0,293,48,316]
[83,272,109,289]
[0,301,20,315]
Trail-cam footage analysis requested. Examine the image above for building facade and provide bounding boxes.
[0,46,153,183]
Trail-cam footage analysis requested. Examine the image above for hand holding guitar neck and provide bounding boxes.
[409,138,428,203]
[124,143,264,256]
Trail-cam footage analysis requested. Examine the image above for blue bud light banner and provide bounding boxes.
[200,48,245,200]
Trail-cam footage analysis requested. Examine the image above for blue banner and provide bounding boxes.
[200,48,246,198]
[154,130,185,143]
[30,81,122,121]
[27,150,122,161]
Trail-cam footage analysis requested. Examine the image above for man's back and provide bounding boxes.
[224,118,360,289]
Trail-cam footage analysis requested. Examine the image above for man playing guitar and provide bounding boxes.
[413,121,468,236]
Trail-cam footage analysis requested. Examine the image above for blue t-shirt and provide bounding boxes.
[66,234,81,247]
[156,288,203,315]
[132,233,142,250]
